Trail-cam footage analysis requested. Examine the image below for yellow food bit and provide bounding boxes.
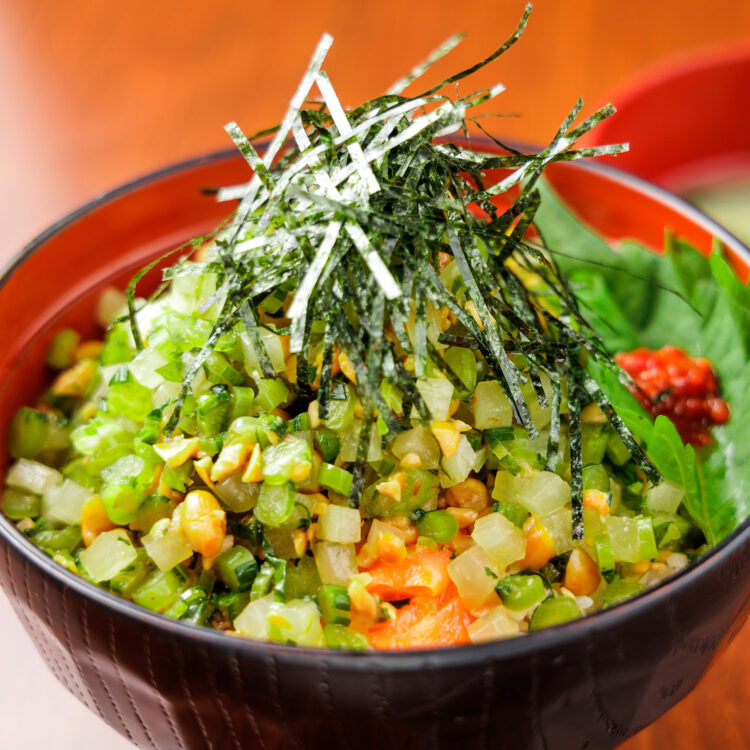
[158,483,184,503]
[348,575,378,620]
[430,421,460,458]
[375,532,407,564]
[154,437,201,468]
[563,547,601,596]
[444,478,490,512]
[292,528,308,558]
[180,490,226,559]
[284,353,298,384]
[308,495,328,517]
[453,419,471,433]
[306,521,318,546]
[581,403,608,424]
[241,443,263,482]
[144,465,163,496]
[51,359,97,397]
[582,489,611,517]
[399,452,422,469]
[375,471,407,503]
[81,495,116,547]
[211,441,254,482]
[194,456,215,489]
[74,340,104,362]
[444,506,479,529]
[447,398,461,417]
[338,351,357,384]
[388,514,418,544]
[356,542,379,569]
[308,399,321,429]
[519,517,555,569]
[78,401,98,422]
[632,560,651,575]
[465,300,484,331]
[289,460,313,483]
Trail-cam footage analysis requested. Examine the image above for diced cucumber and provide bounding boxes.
[317,583,351,625]
[255,482,295,527]
[215,545,259,592]
[318,464,354,497]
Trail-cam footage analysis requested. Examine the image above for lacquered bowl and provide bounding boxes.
[0,149,748,750]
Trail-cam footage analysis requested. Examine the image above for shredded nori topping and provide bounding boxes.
[127,4,660,530]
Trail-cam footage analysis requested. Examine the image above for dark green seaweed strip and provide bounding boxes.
[577,368,661,485]
[567,367,584,540]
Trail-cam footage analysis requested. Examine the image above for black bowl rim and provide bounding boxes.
[1,146,749,668]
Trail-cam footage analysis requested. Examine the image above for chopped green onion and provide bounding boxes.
[318,463,353,497]
[215,545,259,592]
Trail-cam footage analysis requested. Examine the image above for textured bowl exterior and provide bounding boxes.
[0,150,748,750]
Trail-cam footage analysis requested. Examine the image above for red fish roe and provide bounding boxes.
[616,345,729,447]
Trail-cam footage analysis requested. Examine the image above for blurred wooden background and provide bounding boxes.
[0,0,748,747]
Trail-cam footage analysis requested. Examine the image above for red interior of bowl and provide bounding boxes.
[0,150,747,477]
[581,47,750,192]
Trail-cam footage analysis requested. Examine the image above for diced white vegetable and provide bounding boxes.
[447,544,501,610]
[367,519,408,545]
[7,459,61,496]
[129,347,169,389]
[318,505,361,544]
[472,445,488,473]
[646,479,684,515]
[142,516,193,572]
[42,479,92,525]
[526,373,554,430]
[214,474,260,513]
[468,605,519,644]
[170,272,221,318]
[415,377,454,421]
[240,328,286,376]
[491,470,524,504]
[516,471,571,516]
[541,507,574,556]
[96,287,128,328]
[339,421,382,463]
[472,512,526,566]
[583,507,606,541]
[665,552,689,571]
[102,454,145,484]
[604,515,640,563]
[267,599,325,647]
[153,380,183,407]
[439,435,475,488]
[79,529,137,583]
[472,380,512,430]
[315,541,357,586]
[133,299,168,342]
[234,594,275,639]
[390,425,440,470]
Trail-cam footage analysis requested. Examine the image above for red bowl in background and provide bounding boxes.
[582,45,750,194]
[0,149,748,750]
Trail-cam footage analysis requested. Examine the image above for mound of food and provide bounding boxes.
[4,7,747,650]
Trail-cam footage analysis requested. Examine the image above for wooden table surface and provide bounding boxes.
[0,1,748,747]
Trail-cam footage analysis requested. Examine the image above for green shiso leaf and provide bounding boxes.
[536,180,750,543]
